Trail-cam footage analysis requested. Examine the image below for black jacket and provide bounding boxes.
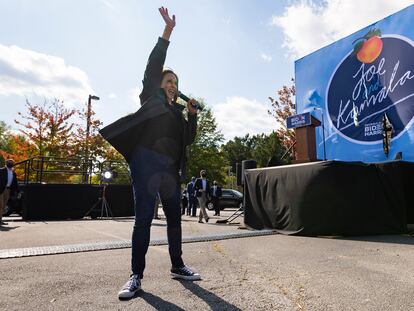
[99,37,197,179]
[194,178,211,198]
[210,185,222,198]
[0,168,18,196]
[187,181,196,197]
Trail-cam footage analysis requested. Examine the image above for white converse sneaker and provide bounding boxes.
[118,274,141,299]
[170,266,201,281]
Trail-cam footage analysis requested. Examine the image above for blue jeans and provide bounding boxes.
[129,146,184,278]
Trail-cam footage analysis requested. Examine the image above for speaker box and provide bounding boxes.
[241,160,257,185]
[236,163,242,186]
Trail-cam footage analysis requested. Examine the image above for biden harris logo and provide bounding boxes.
[327,28,414,144]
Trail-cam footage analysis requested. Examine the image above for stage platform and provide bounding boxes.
[244,160,414,236]
[21,184,134,220]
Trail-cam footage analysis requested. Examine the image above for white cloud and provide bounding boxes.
[128,86,141,110]
[222,17,231,25]
[212,96,277,141]
[260,52,272,62]
[0,44,93,103]
[108,92,117,99]
[273,0,414,58]
[102,0,116,9]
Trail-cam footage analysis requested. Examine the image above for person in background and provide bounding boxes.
[187,177,197,217]
[211,180,222,216]
[181,189,188,215]
[0,159,19,226]
[153,193,161,220]
[194,170,211,223]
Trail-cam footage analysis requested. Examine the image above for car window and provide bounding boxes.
[222,190,232,197]
[232,190,243,197]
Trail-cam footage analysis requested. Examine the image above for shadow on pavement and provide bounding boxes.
[106,217,134,222]
[341,234,414,245]
[151,222,167,227]
[179,280,242,311]
[0,225,19,231]
[126,290,185,310]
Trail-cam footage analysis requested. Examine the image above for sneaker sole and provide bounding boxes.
[170,272,202,281]
[118,287,141,299]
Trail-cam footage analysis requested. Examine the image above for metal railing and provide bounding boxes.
[15,156,130,185]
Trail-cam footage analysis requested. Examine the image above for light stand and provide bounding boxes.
[85,164,116,220]
[84,184,113,219]
[216,160,256,224]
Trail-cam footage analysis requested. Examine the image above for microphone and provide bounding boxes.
[178,91,203,111]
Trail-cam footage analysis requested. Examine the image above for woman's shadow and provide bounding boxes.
[136,290,186,311]
[123,281,241,311]
[179,280,242,311]
[0,225,19,232]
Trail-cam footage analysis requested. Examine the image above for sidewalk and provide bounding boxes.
[0,208,243,249]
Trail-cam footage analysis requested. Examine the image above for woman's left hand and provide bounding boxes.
[159,7,176,29]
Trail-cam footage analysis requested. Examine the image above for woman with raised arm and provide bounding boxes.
[99,7,200,299]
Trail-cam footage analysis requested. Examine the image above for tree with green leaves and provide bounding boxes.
[222,132,287,170]
[0,121,10,166]
[185,99,227,185]
[0,121,10,151]
[251,132,286,167]
[221,134,255,171]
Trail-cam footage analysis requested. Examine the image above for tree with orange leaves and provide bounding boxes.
[15,98,76,157]
[0,134,36,162]
[268,79,296,159]
[71,105,110,162]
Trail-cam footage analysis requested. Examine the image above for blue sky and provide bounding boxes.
[1,0,412,141]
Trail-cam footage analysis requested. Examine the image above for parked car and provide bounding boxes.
[207,188,243,211]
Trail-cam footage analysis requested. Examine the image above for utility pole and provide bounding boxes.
[84,94,100,183]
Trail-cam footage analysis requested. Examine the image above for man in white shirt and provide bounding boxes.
[0,159,18,225]
[194,170,211,223]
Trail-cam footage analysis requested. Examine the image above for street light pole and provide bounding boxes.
[84,94,100,183]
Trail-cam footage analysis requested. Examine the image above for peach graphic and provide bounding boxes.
[357,36,383,63]
[353,28,383,64]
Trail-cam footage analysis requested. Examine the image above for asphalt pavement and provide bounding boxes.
[1,210,413,310]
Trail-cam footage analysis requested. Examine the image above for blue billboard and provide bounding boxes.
[295,4,414,162]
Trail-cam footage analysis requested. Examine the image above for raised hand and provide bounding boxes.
[159,7,176,29]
